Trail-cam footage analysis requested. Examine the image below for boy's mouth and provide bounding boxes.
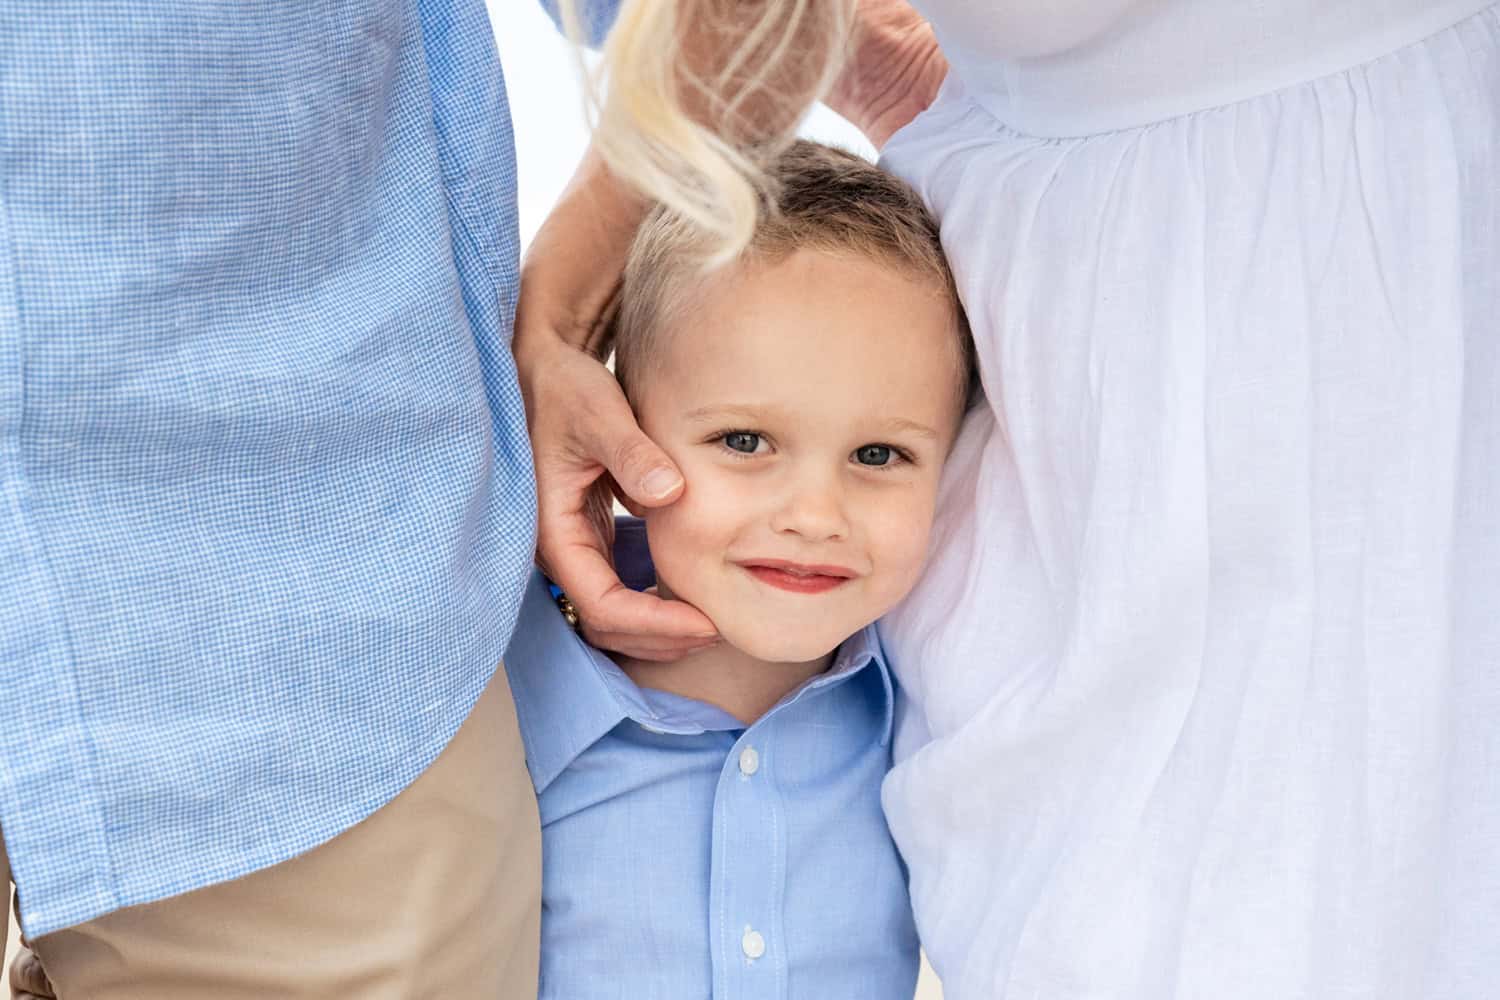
[736,559,855,595]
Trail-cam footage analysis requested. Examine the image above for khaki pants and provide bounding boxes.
[3,667,540,999]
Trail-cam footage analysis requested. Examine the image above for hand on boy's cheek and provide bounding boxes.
[519,338,719,660]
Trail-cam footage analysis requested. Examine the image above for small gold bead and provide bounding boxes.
[555,593,580,630]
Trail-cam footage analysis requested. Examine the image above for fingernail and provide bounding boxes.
[641,466,682,500]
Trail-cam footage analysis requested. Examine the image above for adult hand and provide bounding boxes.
[514,149,719,660]
[8,943,56,1000]
[826,0,948,149]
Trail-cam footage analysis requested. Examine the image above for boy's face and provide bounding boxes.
[633,247,963,664]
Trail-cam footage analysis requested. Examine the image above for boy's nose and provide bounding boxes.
[769,473,850,542]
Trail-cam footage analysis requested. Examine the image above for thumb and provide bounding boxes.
[586,403,684,507]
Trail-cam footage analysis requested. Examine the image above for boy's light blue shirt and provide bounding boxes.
[505,519,921,1000]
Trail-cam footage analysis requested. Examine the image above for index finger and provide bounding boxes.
[548,541,718,659]
[550,536,716,640]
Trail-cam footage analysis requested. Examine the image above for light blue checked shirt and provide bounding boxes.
[0,1,611,938]
[505,519,921,1000]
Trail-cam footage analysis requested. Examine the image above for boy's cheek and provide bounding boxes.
[867,494,941,596]
[652,458,752,533]
[642,474,742,588]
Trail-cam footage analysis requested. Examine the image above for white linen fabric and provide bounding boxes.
[879,2,1500,997]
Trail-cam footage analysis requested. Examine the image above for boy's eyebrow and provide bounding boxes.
[683,405,941,442]
[682,404,780,423]
[881,418,941,441]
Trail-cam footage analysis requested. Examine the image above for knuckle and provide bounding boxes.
[610,435,656,478]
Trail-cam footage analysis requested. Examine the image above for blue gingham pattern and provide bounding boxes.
[506,520,920,999]
[0,0,580,938]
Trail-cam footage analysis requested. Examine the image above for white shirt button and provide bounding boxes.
[738,746,760,776]
[741,928,767,960]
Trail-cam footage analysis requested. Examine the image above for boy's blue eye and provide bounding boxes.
[723,432,761,454]
[855,444,894,466]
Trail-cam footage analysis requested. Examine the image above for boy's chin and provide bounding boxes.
[719,623,848,666]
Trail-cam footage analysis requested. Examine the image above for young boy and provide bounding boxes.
[504,140,974,999]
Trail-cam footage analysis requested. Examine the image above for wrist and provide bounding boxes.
[515,146,649,361]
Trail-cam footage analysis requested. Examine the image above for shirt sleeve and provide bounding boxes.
[536,0,623,48]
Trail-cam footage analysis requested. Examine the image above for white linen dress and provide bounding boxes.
[877,2,1499,997]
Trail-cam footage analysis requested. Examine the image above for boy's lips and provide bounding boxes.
[736,559,856,595]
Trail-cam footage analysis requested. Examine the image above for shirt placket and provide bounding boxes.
[709,714,789,1000]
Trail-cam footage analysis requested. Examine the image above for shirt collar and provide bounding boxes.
[503,569,631,794]
[504,519,897,793]
[782,620,896,747]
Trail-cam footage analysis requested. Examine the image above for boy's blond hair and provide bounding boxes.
[613,141,974,405]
